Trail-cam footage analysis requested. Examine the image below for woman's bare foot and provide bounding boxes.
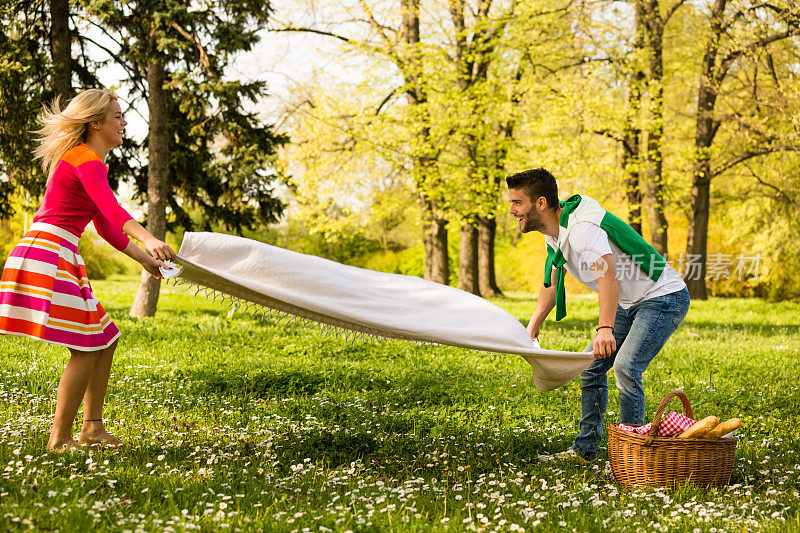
[47,438,81,452]
[78,429,124,448]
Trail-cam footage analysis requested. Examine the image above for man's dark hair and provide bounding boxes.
[506,168,559,209]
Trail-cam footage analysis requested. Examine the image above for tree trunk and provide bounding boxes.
[49,0,71,100]
[458,221,479,295]
[422,203,449,285]
[685,166,710,300]
[685,0,727,300]
[623,2,645,235]
[130,60,168,317]
[402,0,449,285]
[401,0,419,44]
[643,0,668,255]
[645,161,668,255]
[622,130,642,235]
[478,216,502,297]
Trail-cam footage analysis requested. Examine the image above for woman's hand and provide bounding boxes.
[122,239,168,278]
[144,237,176,261]
[140,254,165,279]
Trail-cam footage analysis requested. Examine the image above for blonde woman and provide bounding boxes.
[0,89,176,451]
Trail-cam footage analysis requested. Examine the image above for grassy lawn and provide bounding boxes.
[1,276,798,532]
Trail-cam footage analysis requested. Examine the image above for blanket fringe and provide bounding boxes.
[166,277,399,345]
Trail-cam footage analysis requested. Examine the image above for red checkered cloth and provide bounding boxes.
[618,411,695,437]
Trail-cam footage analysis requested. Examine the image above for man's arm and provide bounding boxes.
[591,254,619,358]
[527,268,558,341]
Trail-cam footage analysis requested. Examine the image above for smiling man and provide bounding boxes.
[507,168,690,463]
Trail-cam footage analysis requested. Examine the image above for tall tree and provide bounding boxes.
[280,0,577,294]
[279,0,453,284]
[449,0,498,295]
[622,5,644,235]
[684,0,800,299]
[1,0,110,217]
[83,0,287,316]
[129,60,168,317]
[624,0,685,254]
[477,57,530,298]
[404,0,450,285]
[447,0,552,296]
[639,0,686,253]
[578,2,650,231]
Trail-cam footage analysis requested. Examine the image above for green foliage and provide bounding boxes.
[0,0,112,214]
[4,0,799,300]
[725,195,800,301]
[81,0,287,234]
[275,0,800,299]
[0,203,28,265]
[278,1,547,249]
[249,217,385,267]
[0,0,51,215]
[396,244,425,277]
[0,278,798,530]
[359,249,405,274]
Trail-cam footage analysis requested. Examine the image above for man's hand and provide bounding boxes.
[590,253,618,359]
[527,320,540,342]
[527,280,557,344]
[593,328,616,358]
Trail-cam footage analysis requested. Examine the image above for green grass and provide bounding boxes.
[1,276,798,532]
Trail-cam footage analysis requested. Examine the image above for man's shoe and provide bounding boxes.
[537,448,590,464]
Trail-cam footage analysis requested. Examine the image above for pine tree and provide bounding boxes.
[80,0,288,316]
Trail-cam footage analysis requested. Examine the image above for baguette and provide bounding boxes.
[706,417,742,438]
[677,416,719,438]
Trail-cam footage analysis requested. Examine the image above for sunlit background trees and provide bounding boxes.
[2,0,799,313]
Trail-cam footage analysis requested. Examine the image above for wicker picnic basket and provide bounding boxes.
[607,391,737,488]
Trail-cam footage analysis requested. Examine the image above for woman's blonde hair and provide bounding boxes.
[33,89,118,178]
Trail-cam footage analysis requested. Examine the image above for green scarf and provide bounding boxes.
[543,194,666,321]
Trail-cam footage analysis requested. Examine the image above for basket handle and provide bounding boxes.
[643,391,694,446]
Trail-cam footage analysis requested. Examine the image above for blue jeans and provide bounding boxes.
[572,287,690,460]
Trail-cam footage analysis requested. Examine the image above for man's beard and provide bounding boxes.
[521,211,545,233]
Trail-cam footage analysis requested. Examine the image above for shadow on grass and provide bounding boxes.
[179,365,502,408]
[508,316,799,346]
[260,424,562,476]
[186,368,327,396]
[81,424,558,480]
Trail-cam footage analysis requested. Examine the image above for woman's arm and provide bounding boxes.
[74,158,176,261]
[121,239,164,278]
[75,160,135,230]
[121,219,176,261]
[92,212,130,252]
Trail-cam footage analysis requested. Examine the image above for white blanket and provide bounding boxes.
[171,232,594,391]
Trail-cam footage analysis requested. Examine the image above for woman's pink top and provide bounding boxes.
[33,144,133,251]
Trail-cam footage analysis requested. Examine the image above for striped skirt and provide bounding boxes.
[0,222,120,351]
